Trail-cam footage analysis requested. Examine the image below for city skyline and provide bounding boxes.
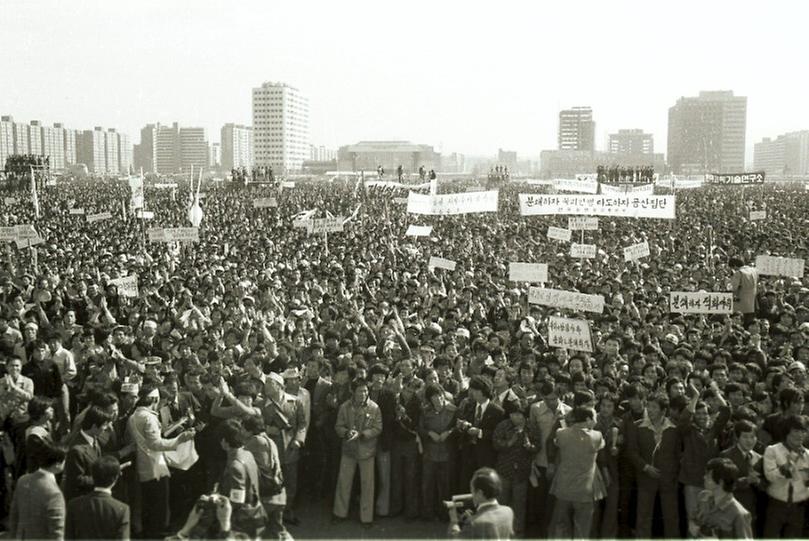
[1,1,808,163]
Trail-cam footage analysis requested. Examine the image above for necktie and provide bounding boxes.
[475,404,482,425]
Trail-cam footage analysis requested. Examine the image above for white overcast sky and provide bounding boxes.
[1,0,807,161]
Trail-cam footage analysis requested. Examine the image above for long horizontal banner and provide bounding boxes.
[655,178,704,189]
[87,211,113,223]
[528,287,605,313]
[509,262,548,283]
[756,255,805,278]
[705,171,765,185]
[600,183,655,194]
[366,180,430,190]
[407,190,498,215]
[519,194,676,219]
[669,292,733,314]
[548,316,593,353]
[553,178,599,194]
[148,227,200,243]
[307,217,344,234]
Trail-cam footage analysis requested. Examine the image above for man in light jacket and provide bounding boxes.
[127,384,195,539]
[332,377,382,527]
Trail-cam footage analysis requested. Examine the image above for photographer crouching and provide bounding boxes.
[446,467,514,540]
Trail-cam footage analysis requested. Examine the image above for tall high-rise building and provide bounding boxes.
[252,81,310,173]
[558,107,595,151]
[155,123,180,174]
[209,142,221,168]
[608,129,654,155]
[134,123,160,173]
[59,125,77,166]
[221,123,253,170]
[497,149,518,170]
[179,127,209,173]
[0,116,14,168]
[104,129,120,174]
[667,90,747,175]
[118,132,133,174]
[77,127,107,174]
[28,121,44,156]
[40,123,66,170]
[13,121,30,154]
[754,131,809,176]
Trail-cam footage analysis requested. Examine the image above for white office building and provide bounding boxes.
[252,81,309,173]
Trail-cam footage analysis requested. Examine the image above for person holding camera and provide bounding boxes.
[127,384,196,539]
[448,467,514,540]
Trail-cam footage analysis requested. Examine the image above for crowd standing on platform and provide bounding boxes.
[0,174,808,540]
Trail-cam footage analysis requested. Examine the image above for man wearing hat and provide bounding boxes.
[261,372,307,526]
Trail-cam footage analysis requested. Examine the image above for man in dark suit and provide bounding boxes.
[62,405,114,502]
[9,442,67,539]
[457,376,505,486]
[449,467,514,539]
[720,420,763,527]
[65,455,131,540]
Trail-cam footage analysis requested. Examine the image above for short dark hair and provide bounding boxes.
[220,419,247,448]
[40,442,67,469]
[733,419,757,438]
[469,375,493,399]
[570,406,595,424]
[28,396,55,421]
[81,406,114,432]
[706,457,739,492]
[471,467,501,499]
[92,455,121,488]
[780,388,803,410]
[783,414,808,434]
[242,415,266,436]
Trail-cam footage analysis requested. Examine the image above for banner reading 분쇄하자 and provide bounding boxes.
[519,194,675,219]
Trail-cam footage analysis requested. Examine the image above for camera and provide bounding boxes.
[443,493,474,513]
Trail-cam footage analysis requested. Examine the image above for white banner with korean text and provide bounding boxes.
[528,287,605,313]
[519,194,676,219]
[669,292,733,314]
[407,190,499,215]
[548,316,593,353]
[755,255,805,278]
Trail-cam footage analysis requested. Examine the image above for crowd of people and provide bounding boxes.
[0,174,808,540]
[596,165,655,184]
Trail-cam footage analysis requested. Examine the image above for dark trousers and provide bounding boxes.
[763,498,805,538]
[421,458,450,519]
[389,441,419,518]
[593,468,619,538]
[141,477,170,538]
[635,479,680,539]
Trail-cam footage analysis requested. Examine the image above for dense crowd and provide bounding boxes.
[0,175,808,540]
